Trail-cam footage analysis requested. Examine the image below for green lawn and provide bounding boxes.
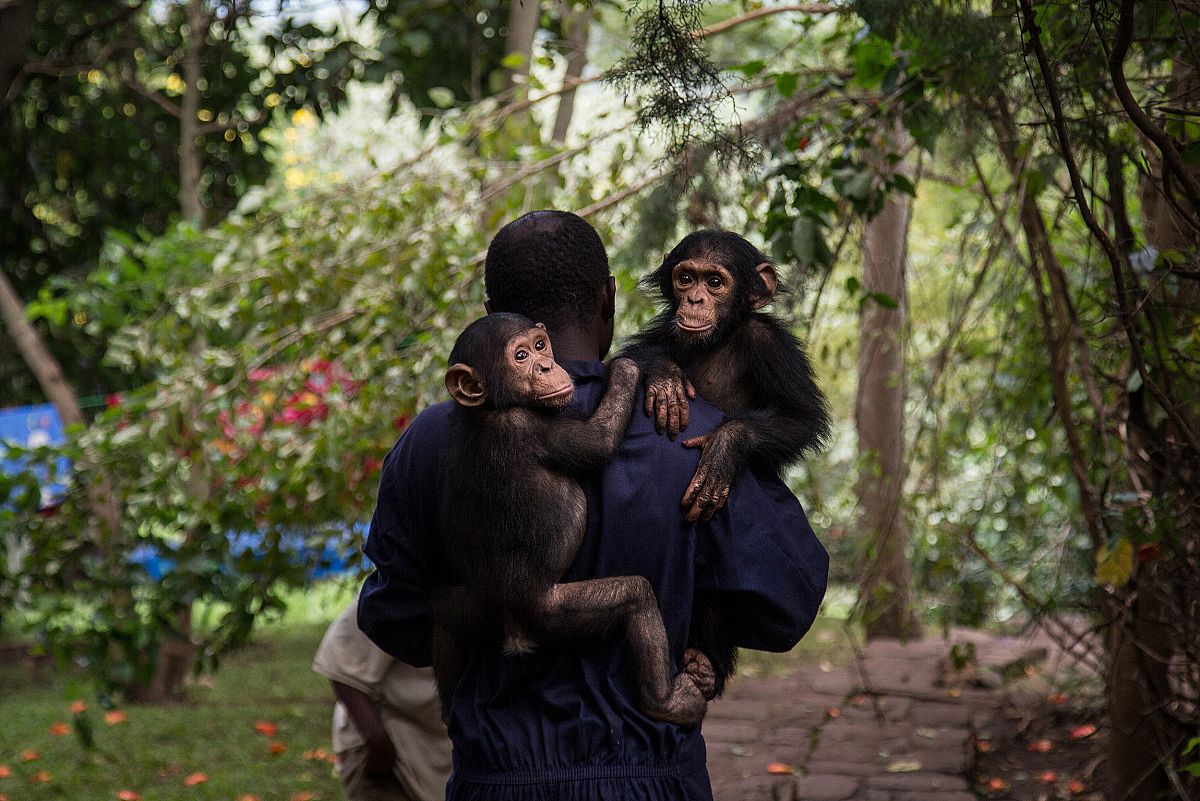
[0,583,359,801]
[0,581,849,801]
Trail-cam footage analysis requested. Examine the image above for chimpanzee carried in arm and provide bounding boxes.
[620,230,832,525]
[431,312,708,727]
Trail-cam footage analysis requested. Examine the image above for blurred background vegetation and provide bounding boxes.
[0,0,1197,798]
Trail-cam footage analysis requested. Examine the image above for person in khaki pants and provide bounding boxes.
[313,601,451,801]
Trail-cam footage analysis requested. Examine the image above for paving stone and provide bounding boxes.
[910,701,972,728]
[840,695,913,722]
[806,671,856,696]
[801,759,891,777]
[792,774,860,801]
[704,719,761,744]
[864,773,970,792]
[709,698,781,722]
[892,792,976,801]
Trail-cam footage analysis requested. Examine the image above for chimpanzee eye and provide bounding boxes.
[534,338,546,351]
[678,272,694,286]
[515,349,528,361]
[707,275,723,289]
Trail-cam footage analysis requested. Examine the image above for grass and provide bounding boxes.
[0,580,848,801]
[0,582,360,801]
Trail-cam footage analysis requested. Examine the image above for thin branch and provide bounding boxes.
[121,73,182,118]
[696,3,846,38]
[1019,0,1200,458]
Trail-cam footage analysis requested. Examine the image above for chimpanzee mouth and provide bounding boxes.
[538,385,574,401]
[676,320,714,333]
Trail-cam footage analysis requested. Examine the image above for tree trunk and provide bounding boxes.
[178,0,206,225]
[0,0,36,103]
[551,1,590,144]
[856,126,920,640]
[0,268,86,427]
[502,0,540,94]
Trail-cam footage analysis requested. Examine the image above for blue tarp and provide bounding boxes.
[0,403,365,578]
[0,402,70,506]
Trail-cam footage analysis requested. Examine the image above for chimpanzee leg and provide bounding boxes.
[539,577,707,727]
[430,586,483,724]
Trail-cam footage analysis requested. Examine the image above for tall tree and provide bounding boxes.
[856,123,919,640]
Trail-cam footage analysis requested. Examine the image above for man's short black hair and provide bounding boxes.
[484,210,610,331]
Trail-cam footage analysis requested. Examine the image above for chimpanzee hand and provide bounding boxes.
[680,425,743,522]
[683,647,718,701]
[644,364,695,440]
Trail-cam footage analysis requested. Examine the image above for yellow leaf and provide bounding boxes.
[1095,538,1134,587]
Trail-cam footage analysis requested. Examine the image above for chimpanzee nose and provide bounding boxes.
[536,360,553,372]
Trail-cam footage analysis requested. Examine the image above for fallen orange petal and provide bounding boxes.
[253,721,278,736]
[0,764,11,777]
[117,791,142,801]
[1067,779,1085,794]
[766,762,796,775]
[1027,738,1053,753]
[0,792,8,801]
[1039,771,1058,784]
[975,739,992,752]
[49,722,70,736]
[268,741,286,755]
[30,771,51,784]
[182,772,208,787]
[825,707,840,718]
[289,793,316,801]
[20,750,38,763]
[237,795,261,801]
[985,777,1010,793]
[69,700,87,714]
[105,710,128,725]
[849,694,867,706]
[1069,723,1097,740]
[1048,692,1068,704]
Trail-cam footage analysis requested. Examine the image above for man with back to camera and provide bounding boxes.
[357,210,828,800]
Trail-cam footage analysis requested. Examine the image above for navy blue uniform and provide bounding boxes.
[358,360,828,800]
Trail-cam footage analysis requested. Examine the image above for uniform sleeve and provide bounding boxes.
[313,602,396,695]
[695,467,829,652]
[357,409,448,668]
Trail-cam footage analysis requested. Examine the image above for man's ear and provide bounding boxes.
[750,262,778,309]
[602,275,616,320]
[484,300,494,314]
[446,364,487,407]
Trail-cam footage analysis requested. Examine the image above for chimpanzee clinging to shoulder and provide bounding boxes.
[431,312,708,727]
[620,230,832,524]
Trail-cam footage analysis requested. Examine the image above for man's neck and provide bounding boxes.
[551,326,600,362]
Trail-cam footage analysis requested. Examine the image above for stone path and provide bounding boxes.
[704,628,1075,801]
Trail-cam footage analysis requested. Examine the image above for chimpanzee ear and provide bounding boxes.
[750,262,778,309]
[534,322,546,331]
[446,364,487,407]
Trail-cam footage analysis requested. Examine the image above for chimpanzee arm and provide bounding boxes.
[540,358,640,472]
[620,318,695,439]
[681,318,830,522]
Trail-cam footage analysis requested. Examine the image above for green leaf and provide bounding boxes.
[850,34,894,89]
[774,72,799,98]
[733,59,766,77]
[891,174,916,196]
[500,52,527,69]
[868,291,899,309]
[427,86,456,108]
[845,276,861,294]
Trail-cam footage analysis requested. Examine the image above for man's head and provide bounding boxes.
[484,211,616,360]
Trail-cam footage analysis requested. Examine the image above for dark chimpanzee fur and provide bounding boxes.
[432,312,708,727]
[619,230,832,696]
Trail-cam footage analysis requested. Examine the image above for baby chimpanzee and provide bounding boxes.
[621,230,832,523]
[432,312,707,727]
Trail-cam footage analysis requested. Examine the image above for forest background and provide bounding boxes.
[0,1,1197,799]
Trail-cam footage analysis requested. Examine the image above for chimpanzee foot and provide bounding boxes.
[642,673,708,728]
[502,633,539,655]
[683,647,718,701]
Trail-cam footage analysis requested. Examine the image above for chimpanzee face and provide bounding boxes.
[672,260,735,343]
[505,324,574,409]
